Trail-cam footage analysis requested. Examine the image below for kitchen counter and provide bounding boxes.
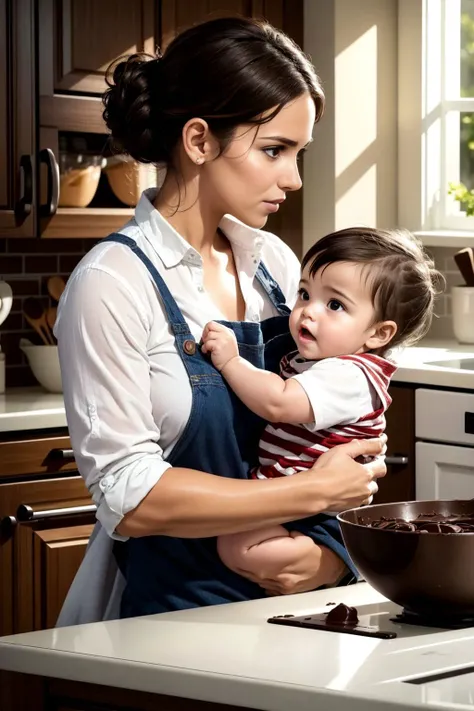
[0,387,67,433]
[1,582,474,711]
[392,339,474,389]
[1,339,472,434]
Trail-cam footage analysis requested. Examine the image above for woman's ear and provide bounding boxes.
[181,118,219,165]
[364,321,397,351]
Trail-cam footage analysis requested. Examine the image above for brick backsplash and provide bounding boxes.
[0,238,95,388]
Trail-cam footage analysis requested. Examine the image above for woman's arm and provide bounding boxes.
[116,437,385,537]
[201,321,313,423]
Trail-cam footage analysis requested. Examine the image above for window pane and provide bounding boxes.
[460,111,474,190]
[461,0,474,97]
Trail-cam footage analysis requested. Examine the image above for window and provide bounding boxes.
[399,0,474,234]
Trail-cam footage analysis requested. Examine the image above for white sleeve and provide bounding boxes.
[55,264,171,540]
[291,359,375,432]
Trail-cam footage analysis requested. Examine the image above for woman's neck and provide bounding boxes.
[154,171,223,258]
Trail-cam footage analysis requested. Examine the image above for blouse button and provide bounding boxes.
[183,339,196,355]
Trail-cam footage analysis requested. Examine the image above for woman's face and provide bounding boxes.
[202,93,315,228]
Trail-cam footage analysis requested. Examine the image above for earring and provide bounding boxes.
[195,157,203,164]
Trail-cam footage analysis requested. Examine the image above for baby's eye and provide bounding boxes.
[297,287,310,301]
[327,299,344,312]
[263,146,283,159]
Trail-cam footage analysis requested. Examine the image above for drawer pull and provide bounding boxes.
[385,455,408,466]
[47,448,75,462]
[0,516,17,541]
[16,503,96,521]
[465,412,474,435]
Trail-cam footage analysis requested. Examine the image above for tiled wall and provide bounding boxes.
[427,246,462,341]
[0,238,94,388]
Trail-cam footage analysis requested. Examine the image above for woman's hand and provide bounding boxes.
[241,534,346,596]
[304,436,387,512]
[201,321,239,371]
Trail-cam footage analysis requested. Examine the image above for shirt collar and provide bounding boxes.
[134,188,266,269]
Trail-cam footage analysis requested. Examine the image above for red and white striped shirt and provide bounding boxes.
[253,352,397,480]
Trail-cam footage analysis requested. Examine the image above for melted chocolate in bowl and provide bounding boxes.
[338,500,474,620]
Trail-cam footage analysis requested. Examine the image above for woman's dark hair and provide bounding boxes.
[102,16,324,166]
[301,227,445,354]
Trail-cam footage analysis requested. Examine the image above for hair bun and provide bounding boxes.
[103,53,162,163]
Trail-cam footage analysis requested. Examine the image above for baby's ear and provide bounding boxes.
[365,320,397,351]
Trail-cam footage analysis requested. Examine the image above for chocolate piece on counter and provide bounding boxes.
[326,603,359,625]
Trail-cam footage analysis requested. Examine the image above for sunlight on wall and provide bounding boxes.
[336,164,377,227]
[335,24,378,178]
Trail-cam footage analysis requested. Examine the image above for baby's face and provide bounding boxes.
[289,261,380,361]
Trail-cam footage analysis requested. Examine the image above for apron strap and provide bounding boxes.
[255,261,291,315]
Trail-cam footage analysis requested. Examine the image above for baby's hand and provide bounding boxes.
[201,321,239,371]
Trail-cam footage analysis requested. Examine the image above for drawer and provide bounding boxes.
[0,436,77,479]
[0,475,93,520]
[415,388,474,446]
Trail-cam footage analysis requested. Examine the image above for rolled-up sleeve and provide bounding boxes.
[55,262,171,540]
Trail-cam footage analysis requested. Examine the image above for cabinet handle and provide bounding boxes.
[16,503,96,521]
[39,148,60,216]
[47,448,75,462]
[385,455,408,466]
[0,516,17,541]
[15,154,33,218]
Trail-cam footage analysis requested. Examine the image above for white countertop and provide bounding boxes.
[1,582,474,711]
[1,340,472,434]
[0,387,67,433]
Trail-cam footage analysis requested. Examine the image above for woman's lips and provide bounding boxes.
[263,201,280,213]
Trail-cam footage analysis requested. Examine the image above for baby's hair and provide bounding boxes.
[301,227,445,353]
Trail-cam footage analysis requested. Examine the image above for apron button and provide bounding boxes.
[183,339,196,355]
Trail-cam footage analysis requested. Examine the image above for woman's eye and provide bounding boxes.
[263,146,282,159]
[328,299,344,312]
[298,288,310,301]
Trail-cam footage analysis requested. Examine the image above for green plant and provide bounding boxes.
[448,181,474,216]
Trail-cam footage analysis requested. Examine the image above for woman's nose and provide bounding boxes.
[280,161,302,193]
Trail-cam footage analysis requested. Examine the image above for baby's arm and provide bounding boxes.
[201,321,313,424]
[217,527,313,579]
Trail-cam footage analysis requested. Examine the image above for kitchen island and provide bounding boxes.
[2,582,474,711]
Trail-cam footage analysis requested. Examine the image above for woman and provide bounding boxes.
[55,16,386,624]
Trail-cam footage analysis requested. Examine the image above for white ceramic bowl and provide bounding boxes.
[20,339,63,393]
[452,286,474,344]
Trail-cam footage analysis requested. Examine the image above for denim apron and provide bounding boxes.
[58,232,357,624]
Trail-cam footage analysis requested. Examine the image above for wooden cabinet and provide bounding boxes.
[0,432,95,636]
[1,0,304,252]
[374,384,416,505]
[0,0,36,237]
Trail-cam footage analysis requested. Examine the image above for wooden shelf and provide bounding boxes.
[41,207,134,238]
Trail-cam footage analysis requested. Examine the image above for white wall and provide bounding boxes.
[303,0,398,253]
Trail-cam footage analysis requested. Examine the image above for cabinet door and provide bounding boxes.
[374,385,416,504]
[416,442,474,500]
[0,475,95,635]
[38,0,158,238]
[0,0,36,237]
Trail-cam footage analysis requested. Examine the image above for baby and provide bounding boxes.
[201,226,442,587]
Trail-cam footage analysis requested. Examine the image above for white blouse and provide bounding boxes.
[55,189,301,539]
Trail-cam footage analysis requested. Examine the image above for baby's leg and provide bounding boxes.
[217,527,308,579]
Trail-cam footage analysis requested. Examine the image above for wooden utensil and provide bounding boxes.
[23,297,55,345]
[47,275,66,302]
[454,248,474,286]
[46,305,57,332]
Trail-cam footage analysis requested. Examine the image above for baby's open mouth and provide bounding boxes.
[299,327,315,341]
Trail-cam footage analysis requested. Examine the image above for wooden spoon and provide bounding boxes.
[454,248,474,286]
[47,275,66,303]
[46,305,57,333]
[23,297,55,345]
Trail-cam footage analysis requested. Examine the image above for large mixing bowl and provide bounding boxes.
[338,500,474,619]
